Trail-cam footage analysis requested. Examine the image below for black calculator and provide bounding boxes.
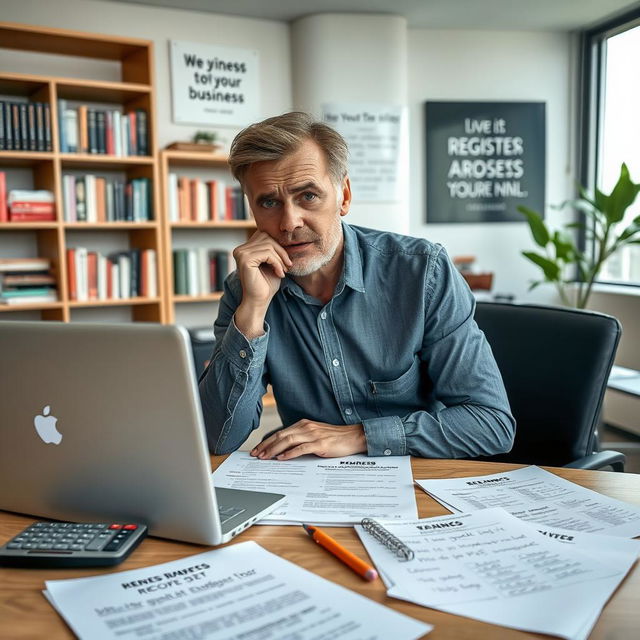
[0,521,148,568]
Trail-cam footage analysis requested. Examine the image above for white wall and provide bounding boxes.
[408,29,576,302]
[0,0,292,150]
[291,14,409,234]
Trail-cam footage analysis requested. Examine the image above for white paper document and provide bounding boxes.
[355,508,639,640]
[44,541,432,640]
[415,465,640,537]
[212,452,418,525]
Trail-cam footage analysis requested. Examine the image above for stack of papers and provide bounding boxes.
[45,541,431,640]
[415,466,640,537]
[212,452,418,525]
[356,508,640,640]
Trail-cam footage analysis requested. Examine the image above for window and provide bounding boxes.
[581,12,640,286]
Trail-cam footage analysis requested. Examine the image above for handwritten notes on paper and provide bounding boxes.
[356,509,639,640]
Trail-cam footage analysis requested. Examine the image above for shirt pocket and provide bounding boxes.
[369,356,421,417]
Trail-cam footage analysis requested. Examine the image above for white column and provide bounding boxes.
[291,14,409,234]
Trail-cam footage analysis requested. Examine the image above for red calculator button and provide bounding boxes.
[123,524,138,530]
[109,524,122,530]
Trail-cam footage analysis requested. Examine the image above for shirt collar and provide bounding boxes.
[280,221,366,299]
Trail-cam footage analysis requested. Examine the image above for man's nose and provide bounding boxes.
[280,201,304,233]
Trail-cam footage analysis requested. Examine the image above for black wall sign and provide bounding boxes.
[425,101,545,223]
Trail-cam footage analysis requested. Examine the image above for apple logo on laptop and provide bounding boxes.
[34,405,62,445]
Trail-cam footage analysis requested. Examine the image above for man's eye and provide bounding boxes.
[302,192,317,202]
[261,199,278,209]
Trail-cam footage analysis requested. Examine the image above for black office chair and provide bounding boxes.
[474,302,625,471]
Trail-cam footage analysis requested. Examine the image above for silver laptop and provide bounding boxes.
[0,321,284,545]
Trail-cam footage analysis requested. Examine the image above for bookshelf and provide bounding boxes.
[159,149,255,324]
[0,21,164,322]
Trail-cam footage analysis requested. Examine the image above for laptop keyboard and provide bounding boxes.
[218,504,246,525]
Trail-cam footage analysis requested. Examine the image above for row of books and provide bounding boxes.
[66,247,157,301]
[173,248,234,296]
[167,175,250,223]
[0,257,57,305]
[0,177,56,222]
[62,175,152,223]
[58,101,149,156]
[0,101,52,152]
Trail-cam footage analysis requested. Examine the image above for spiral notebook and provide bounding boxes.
[360,518,415,561]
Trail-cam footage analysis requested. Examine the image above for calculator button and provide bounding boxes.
[109,524,122,530]
[7,543,21,549]
[103,535,131,551]
[54,544,70,550]
[123,524,138,530]
[85,533,114,551]
[70,544,85,551]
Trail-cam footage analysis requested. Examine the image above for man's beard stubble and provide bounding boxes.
[284,214,343,277]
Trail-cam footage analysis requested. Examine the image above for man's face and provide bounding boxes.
[243,139,350,276]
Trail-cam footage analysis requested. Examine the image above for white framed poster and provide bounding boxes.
[169,40,259,126]
[322,103,407,202]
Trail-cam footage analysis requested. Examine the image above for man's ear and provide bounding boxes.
[339,176,351,217]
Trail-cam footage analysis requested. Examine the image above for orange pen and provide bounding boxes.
[302,523,378,581]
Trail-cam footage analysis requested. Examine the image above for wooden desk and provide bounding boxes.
[1,459,639,639]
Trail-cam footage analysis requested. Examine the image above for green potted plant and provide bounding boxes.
[518,163,640,308]
[192,130,217,145]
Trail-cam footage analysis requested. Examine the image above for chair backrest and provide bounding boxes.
[474,302,621,467]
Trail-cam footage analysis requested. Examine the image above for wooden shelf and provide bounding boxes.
[171,220,255,229]
[0,75,50,98]
[64,222,158,230]
[161,150,229,167]
[55,78,151,102]
[0,222,59,230]
[59,154,154,169]
[0,301,64,312]
[0,22,150,64]
[0,21,163,323]
[68,297,162,308]
[173,293,223,303]
[0,152,55,167]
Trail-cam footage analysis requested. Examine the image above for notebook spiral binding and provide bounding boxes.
[361,518,415,561]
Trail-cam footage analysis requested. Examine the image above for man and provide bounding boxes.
[199,112,515,460]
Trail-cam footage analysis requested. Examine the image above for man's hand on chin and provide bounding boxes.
[250,420,367,460]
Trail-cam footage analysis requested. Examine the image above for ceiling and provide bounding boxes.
[108,0,640,31]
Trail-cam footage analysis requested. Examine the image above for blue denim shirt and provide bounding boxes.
[199,222,515,458]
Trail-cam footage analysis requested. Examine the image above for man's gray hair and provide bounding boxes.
[229,112,348,188]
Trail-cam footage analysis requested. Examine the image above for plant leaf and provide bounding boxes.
[618,222,640,243]
[603,163,640,224]
[527,280,543,292]
[517,206,550,247]
[552,231,575,262]
[594,187,609,214]
[522,251,560,281]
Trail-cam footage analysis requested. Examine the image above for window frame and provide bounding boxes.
[579,7,640,288]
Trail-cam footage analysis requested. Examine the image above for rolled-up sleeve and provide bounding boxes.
[198,273,270,454]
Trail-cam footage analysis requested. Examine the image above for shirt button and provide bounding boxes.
[239,350,247,359]
[383,449,392,456]
[345,408,353,416]
[332,358,340,367]
[320,311,327,319]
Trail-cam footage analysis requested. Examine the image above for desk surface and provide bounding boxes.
[1,459,639,639]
